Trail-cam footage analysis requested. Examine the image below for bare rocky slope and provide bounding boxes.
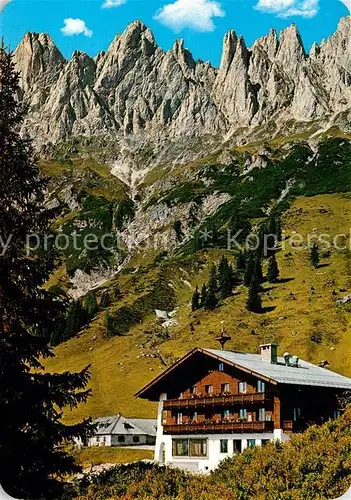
[14,17,351,146]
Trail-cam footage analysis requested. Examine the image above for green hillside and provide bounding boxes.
[44,191,351,424]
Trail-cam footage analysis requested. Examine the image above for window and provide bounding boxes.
[172,439,207,457]
[220,439,228,453]
[247,439,256,448]
[162,410,167,425]
[219,362,224,372]
[258,408,265,422]
[118,435,125,443]
[261,439,270,446]
[223,409,230,419]
[193,411,198,422]
[190,439,207,457]
[266,413,272,421]
[257,380,265,393]
[133,436,140,443]
[233,439,242,453]
[221,383,230,393]
[205,385,213,395]
[190,386,197,395]
[172,439,189,457]
[293,408,301,422]
[238,382,247,393]
[179,392,183,399]
[177,412,183,425]
[240,408,247,420]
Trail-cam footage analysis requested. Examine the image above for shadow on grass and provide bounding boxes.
[261,306,277,313]
[278,277,295,284]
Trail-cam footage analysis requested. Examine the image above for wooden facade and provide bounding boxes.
[137,348,343,436]
[136,346,350,472]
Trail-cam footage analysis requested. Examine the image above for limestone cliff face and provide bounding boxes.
[13,18,351,144]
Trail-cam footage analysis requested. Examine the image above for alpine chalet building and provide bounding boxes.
[136,341,351,472]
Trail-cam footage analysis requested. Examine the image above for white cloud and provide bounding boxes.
[154,0,225,32]
[255,0,319,18]
[339,0,351,13]
[102,0,127,9]
[60,18,93,38]
[0,0,11,11]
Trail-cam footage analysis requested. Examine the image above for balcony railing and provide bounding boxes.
[164,393,271,409]
[163,420,274,434]
[282,420,294,431]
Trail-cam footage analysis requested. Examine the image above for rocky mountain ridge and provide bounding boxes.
[14,18,351,146]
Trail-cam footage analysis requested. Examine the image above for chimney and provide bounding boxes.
[260,343,278,363]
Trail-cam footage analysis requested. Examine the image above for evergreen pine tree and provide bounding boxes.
[268,216,277,237]
[191,286,200,311]
[254,255,264,284]
[84,292,98,318]
[100,290,111,309]
[218,255,235,298]
[200,284,207,308]
[105,311,115,337]
[64,300,87,341]
[0,46,92,499]
[246,275,262,312]
[237,251,247,272]
[244,252,255,286]
[310,242,320,268]
[267,253,280,283]
[204,265,218,310]
[276,216,283,241]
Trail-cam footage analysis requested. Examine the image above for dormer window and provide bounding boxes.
[190,386,197,395]
[205,385,213,395]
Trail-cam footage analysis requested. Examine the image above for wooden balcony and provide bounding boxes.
[164,393,271,409]
[282,420,294,431]
[163,420,274,435]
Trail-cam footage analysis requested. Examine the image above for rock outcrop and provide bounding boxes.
[13,18,351,144]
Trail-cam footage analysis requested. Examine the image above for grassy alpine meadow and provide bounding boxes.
[44,192,351,425]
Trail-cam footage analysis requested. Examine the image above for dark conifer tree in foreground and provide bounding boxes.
[310,242,320,268]
[267,253,280,283]
[191,286,200,311]
[0,46,93,499]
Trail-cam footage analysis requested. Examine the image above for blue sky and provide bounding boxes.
[0,0,349,67]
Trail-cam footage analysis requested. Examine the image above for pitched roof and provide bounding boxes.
[136,347,351,400]
[93,414,157,436]
[205,349,351,389]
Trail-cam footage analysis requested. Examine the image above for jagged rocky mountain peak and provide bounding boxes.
[13,17,351,144]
